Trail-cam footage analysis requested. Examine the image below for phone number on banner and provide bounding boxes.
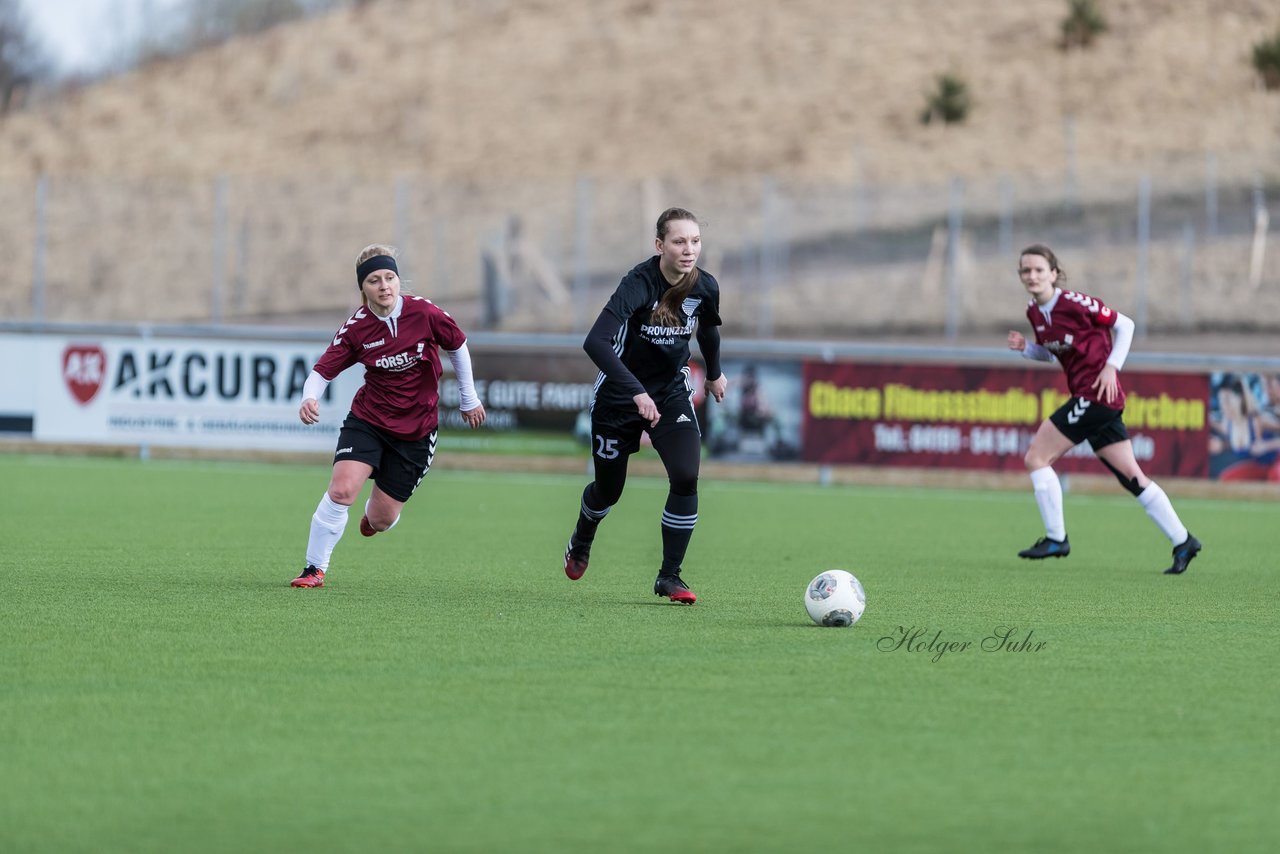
[871,424,1155,459]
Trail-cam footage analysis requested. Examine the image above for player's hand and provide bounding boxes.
[461,404,487,429]
[705,373,728,403]
[299,398,320,424]
[633,392,660,428]
[1007,331,1026,351]
[1092,364,1119,405]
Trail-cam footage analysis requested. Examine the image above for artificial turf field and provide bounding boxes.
[0,452,1274,853]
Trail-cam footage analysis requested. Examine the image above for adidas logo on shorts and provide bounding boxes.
[676,414,691,423]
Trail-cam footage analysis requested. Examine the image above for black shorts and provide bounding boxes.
[334,414,436,503]
[590,384,699,460]
[1048,397,1129,451]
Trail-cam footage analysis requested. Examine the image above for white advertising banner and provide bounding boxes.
[27,333,364,450]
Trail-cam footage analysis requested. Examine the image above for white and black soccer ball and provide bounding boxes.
[805,570,866,627]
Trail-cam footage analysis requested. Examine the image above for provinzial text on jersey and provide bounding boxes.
[640,322,693,337]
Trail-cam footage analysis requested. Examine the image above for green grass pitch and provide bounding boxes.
[0,453,1274,853]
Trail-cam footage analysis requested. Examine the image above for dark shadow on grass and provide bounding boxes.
[585,597,699,608]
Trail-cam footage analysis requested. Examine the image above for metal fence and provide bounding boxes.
[2,150,1277,339]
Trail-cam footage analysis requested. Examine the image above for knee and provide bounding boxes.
[668,473,699,497]
[326,484,360,506]
[1023,450,1046,471]
[593,479,625,508]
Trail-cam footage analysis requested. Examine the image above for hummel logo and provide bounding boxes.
[1066,399,1090,425]
[676,414,691,423]
[335,311,366,347]
[336,446,353,454]
[363,338,385,350]
[1065,292,1100,313]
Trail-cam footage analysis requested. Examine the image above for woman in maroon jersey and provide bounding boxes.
[1005,244,1201,575]
[290,244,486,588]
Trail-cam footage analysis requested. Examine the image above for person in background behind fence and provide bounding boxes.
[291,243,486,588]
[1005,243,1202,575]
[562,207,728,604]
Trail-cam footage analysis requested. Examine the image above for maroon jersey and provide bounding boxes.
[1025,289,1125,409]
[313,295,467,440]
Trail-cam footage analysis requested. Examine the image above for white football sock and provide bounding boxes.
[1029,466,1066,541]
[364,498,400,532]
[306,493,350,570]
[1137,482,1188,545]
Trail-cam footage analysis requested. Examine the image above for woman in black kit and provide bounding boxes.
[562,208,728,604]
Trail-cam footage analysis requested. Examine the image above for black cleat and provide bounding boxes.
[1018,536,1071,559]
[563,538,591,581]
[654,573,697,604]
[1164,534,1201,575]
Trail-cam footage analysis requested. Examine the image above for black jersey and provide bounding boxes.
[592,256,722,409]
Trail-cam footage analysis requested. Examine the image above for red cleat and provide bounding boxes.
[564,541,590,581]
[359,514,377,537]
[291,566,325,588]
[654,573,696,604]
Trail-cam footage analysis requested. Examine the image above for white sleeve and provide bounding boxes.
[1021,342,1055,363]
[1106,312,1135,370]
[446,342,481,411]
[302,370,330,402]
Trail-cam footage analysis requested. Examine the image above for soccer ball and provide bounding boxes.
[805,570,866,627]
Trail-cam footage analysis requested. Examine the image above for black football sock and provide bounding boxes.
[659,492,698,574]
[573,484,610,547]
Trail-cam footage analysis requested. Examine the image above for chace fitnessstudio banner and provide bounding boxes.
[802,362,1208,477]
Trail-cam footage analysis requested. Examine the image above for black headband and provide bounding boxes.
[356,255,398,289]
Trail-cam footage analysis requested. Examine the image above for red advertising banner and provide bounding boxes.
[802,363,1209,478]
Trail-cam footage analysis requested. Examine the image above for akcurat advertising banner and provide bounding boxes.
[801,363,1209,478]
[6,332,602,451]
[31,335,363,451]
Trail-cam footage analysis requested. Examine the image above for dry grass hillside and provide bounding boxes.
[0,0,1278,336]
[2,0,1278,183]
